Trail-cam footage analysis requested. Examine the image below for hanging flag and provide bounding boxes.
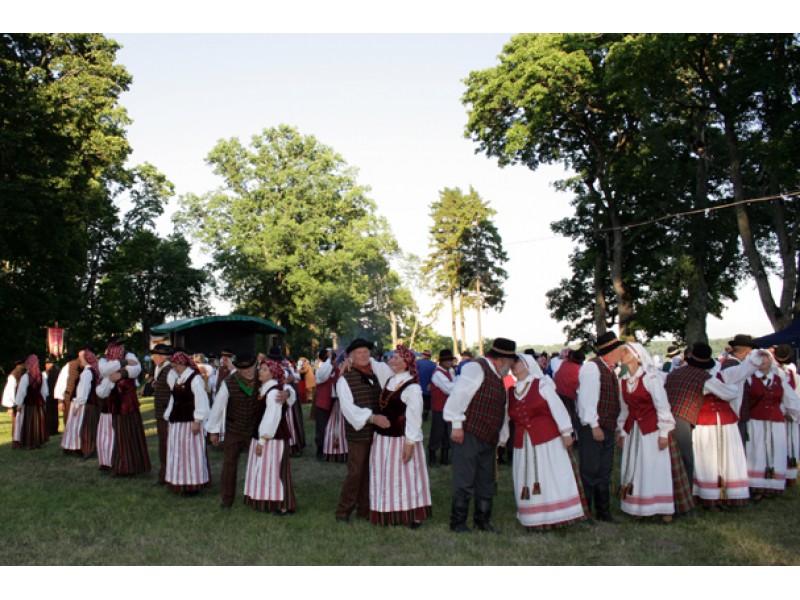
[47,327,65,359]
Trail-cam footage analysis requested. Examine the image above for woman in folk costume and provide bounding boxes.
[500,352,588,530]
[366,345,431,527]
[243,359,297,514]
[320,352,348,462]
[61,349,102,458]
[746,350,800,499]
[96,338,151,476]
[12,354,49,449]
[616,342,694,521]
[164,352,211,495]
[773,344,799,486]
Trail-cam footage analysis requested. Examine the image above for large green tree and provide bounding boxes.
[176,124,407,353]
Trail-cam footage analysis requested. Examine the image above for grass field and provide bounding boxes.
[1,397,799,566]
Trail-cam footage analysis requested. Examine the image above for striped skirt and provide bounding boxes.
[512,433,587,530]
[61,404,86,452]
[110,410,151,476]
[13,405,48,449]
[97,414,114,467]
[166,421,211,493]
[692,420,749,507]
[619,424,675,517]
[369,435,432,525]
[243,438,295,512]
[288,400,305,453]
[323,401,348,462]
[80,404,100,457]
[747,419,788,493]
[786,418,799,483]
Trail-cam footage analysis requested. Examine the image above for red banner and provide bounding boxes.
[47,327,65,359]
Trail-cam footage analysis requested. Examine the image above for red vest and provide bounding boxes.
[696,373,738,426]
[621,378,658,436]
[749,375,785,423]
[430,367,452,412]
[507,381,560,448]
[315,367,338,411]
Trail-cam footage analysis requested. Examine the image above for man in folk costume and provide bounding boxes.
[12,354,49,449]
[335,338,390,523]
[97,337,150,476]
[664,342,762,493]
[315,348,347,462]
[53,352,81,433]
[662,346,681,374]
[720,334,759,446]
[444,337,518,533]
[150,344,173,485]
[773,344,799,485]
[428,349,457,467]
[214,348,236,396]
[2,357,26,437]
[576,331,624,522]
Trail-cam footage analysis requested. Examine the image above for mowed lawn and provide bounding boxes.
[1,398,798,566]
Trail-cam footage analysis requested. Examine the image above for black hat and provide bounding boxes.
[728,334,759,349]
[666,345,680,358]
[596,331,624,356]
[686,342,715,369]
[569,349,586,365]
[233,351,256,369]
[106,334,126,346]
[151,343,172,356]
[346,338,374,354]
[220,348,235,358]
[774,344,795,364]
[267,346,283,361]
[438,349,455,362]
[486,337,517,358]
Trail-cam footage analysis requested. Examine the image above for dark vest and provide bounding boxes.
[23,376,45,407]
[463,358,507,445]
[224,372,262,438]
[664,364,710,424]
[590,357,621,430]
[169,371,198,423]
[153,362,173,419]
[376,378,416,437]
[341,368,380,443]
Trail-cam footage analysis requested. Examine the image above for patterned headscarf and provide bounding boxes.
[24,354,41,388]
[394,344,418,379]
[82,349,101,380]
[263,359,285,387]
[170,351,200,373]
[105,341,125,362]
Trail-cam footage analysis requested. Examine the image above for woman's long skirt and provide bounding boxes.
[323,400,348,462]
[692,419,750,507]
[512,433,587,530]
[97,414,114,468]
[165,421,211,493]
[243,438,295,512]
[619,424,675,517]
[61,404,85,452]
[13,405,47,449]
[747,419,788,494]
[369,436,431,525]
[110,410,151,476]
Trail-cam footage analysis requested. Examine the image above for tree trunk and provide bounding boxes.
[591,201,608,336]
[389,310,399,347]
[458,289,467,353]
[685,124,710,344]
[449,293,458,355]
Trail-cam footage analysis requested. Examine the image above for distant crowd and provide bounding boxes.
[3,331,798,532]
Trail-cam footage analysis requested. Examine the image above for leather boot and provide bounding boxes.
[473,497,500,533]
[440,449,450,466]
[450,494,471,533]
[595,485,615,522]
[428,448,439,467]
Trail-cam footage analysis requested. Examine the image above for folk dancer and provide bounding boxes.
[316,349,348,462]
[61,349,102,459]
[428,349,457,467]
[150,344,173,485]
[773,344,799,485]
[12,355,49,449]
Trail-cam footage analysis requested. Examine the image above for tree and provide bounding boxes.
[175,124,406,353]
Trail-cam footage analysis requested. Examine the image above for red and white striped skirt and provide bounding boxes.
[243,439,288,504]
[12,406,23,444]
[97,413,114,467]
[166,421,210,491]
[323,401,348,461]
[369,435,431,525]
[61,404,86,451]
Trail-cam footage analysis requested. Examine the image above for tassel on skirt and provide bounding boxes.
[692,421,749,507]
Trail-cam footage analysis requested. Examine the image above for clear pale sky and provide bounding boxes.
[11,5,783,346]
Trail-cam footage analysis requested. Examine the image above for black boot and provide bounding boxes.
[595,486,615,522]
[428,448,439,467]
[440,449,449,466]
[316,445,324,462]
[473,497,500,533]
[450,494,471,533]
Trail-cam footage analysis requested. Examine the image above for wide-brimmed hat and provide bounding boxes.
[346,338,374,354]
[438,349,455,362]
[486,337,517,358]
[666,345,680,358]
[220,348,235,358]
[596,332,624,356]
[728,334,759,349]
[686,342,715,369]
[421,350,432,358]
[774,344,795,364]
[151,343,173,356]
[233,351,256,369]
[267,346,284,361]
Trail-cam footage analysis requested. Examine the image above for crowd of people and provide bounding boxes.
[2,331,799,534]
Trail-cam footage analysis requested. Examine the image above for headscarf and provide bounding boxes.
[170,351,200,373]
[82,349,101,380]
[623,342,658,378]
[263,358,285,387]
[514,352,556,397]
[105,342,125,362]
[24,354,41,388]
[394,344,418,379]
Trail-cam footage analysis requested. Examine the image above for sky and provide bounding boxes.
[10,4,786,348]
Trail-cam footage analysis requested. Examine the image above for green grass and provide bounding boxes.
[1,399,799,565]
